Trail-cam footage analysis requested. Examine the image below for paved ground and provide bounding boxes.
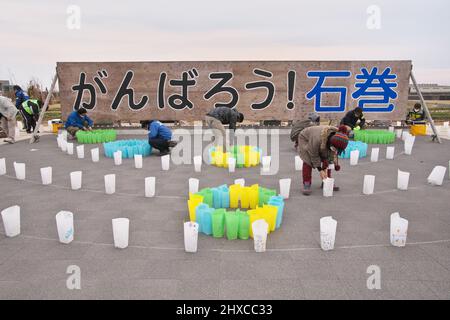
[0,131,449,300]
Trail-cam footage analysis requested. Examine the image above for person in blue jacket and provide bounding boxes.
[65,107,93,138]
[13,85,29,109]
[141,120,177,156]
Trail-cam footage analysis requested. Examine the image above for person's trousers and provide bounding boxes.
[66,126,81,137]
[149,137,170,153]
[0,116,16,140]
[18,107,35,133]
[205,115,227,151]
[302,161,332,185]
[66,121,90,137]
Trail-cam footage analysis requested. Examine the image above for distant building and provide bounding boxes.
[409,84,450,100]
[0,80,14,96]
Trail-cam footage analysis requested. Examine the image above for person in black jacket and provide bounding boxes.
[340,107,365,137]
[205,107,244,152]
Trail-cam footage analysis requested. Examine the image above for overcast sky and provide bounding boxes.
[1,0,449,88]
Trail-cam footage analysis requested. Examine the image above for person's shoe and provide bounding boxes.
[4,138,15,144]
[320,182,340,191]
[159,150,170,156]
[302,183,312,196]
[168,140,178,148]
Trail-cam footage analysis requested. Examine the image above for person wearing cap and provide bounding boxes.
[406,103,426,124]
[290,113,321,151]
[297,125,349,195]
[340,107,365,137]
[0,96,18,144]
[65,107,94,139]
[205,106,244,152]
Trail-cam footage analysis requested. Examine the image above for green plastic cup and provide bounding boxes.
[225,211,239,240]
[237,210,250,240]
[212,209,226,238]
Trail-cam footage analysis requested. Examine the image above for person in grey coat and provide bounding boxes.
[205,107,244,152]
[0,96,18,144]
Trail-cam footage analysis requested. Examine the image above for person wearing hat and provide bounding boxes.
[205,106,244,152]
[297,125,349,195]
[290,112,321,151]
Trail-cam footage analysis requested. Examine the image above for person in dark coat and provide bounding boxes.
[205,107,244,152]
[340,107,365,137]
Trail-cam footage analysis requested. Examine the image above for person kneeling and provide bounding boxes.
[142,120,177,156]
[65,108,93,139]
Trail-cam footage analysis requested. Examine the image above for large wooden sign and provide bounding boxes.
[57,60,412,123]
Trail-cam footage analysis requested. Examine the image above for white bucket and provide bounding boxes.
[40,166,52,185]
[295,156,303,171]
[234,178,245,187]
[261,156,271,173]
[443,121,449,128]
[279,178,291,199]
[320,216,337,251]
[113,151,122,166]
[189,178,199,194]
[60,139,68,152]
[401,131,408,141]
[396,121,401,126]
[13,162,25,180]
[427,166,447,186]
[112,218,129,249]
[404,136,415,155]
[386,146,395,160]
[1,205,20,237]
[396,129,402,139]
[104,174,116,194]
[57,136,62,148]
[161,154,170,171]
[76,145,85,159]
[228,157,236,173]
[67,143,74,155]
[55,211,74,244]
[350,150,359,166]
[134,154,143,169]
[145,177,156,198]
[390,212,408,247]
[183,221,199,253]
[370,148,379,162]
[193,155,202,172]
[363,175,375,195]
[0,158,6,175]
[91,148,100,162]
[388,126,394,133]
[70,171,82,190]
[252,219,269,253]
[397,170,410,190]
[322,178,334,197]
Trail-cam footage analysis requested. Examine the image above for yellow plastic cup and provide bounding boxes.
[249,184,259,209]
[240,186,250,209]
[229,184,241,208]
[262,204,278,232]
[188,193,204,221]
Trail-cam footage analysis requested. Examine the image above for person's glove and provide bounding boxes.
[334,164,341,171]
